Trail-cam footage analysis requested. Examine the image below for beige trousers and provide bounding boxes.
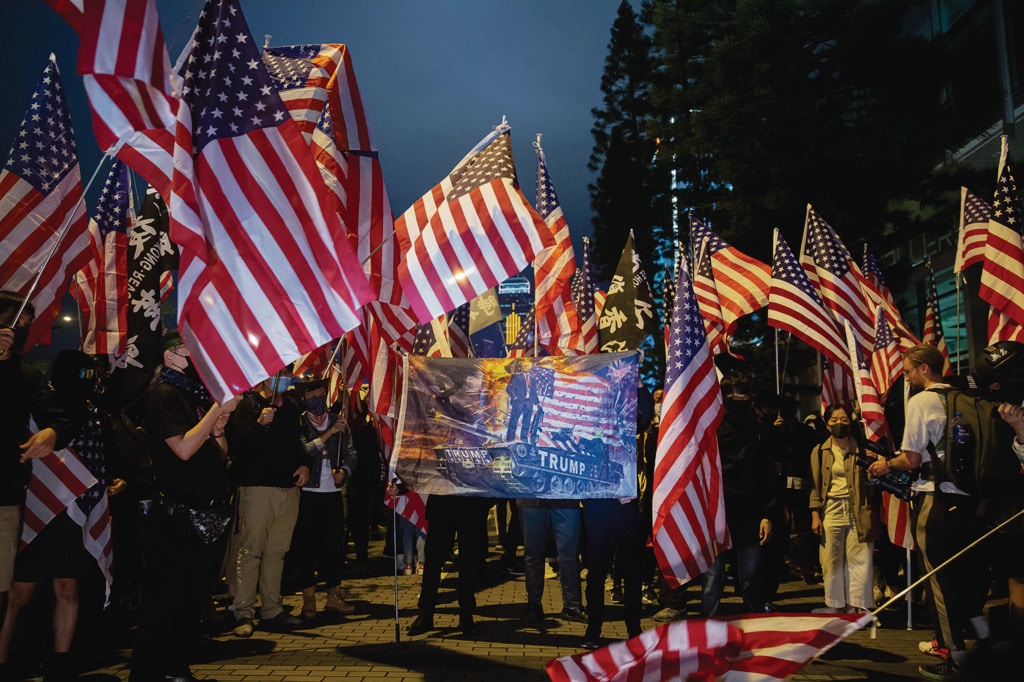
[232,486,300,621]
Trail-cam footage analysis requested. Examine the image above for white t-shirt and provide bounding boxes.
[900,383,966,495]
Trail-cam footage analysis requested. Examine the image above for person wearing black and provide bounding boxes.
[701,373,777,617]
[227,375,309,637]
[129,331,237,682]
[406,494,491,637]
[579,382,655,649]
[347,397,386,570]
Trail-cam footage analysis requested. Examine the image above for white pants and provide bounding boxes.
[820,497,874,611]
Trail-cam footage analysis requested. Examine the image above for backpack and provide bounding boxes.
[934,388,1024,497]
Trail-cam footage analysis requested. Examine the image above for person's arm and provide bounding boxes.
[999,403,1024,464]
[809,444,824,536]
[164,397,238,462]
[868,449,921,477]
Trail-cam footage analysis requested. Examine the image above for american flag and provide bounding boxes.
[661,249,680,350]
[569,237,599,353]
[652,257,729,588]
[546,613,872,682]
[882,490,914,550]
[447,303,474,359]
[862,245,918,350]
[922,263,952,376]
[21,419,97,549]
[594,288,607,318]
[533,145,583,355]
[870,305,902,401]
[821,356,855,412]
[844,321,887,441]
[74,159,131,356]
[508,306,537,358]
[767,230,846,365]
[690,217,727,356]
[67,492,113,596]
[598,231,658,353]
[394,125,553,324]
[800,206,876,358]
[411,315,452,358]
[0,55,89,351]
[532,363,624,449]
[954,187,992,274]
[56,0,375,403]
[699,224,771,337]
[980,146,1024,341]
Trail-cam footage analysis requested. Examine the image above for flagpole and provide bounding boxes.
[321,337,344,380]
[9,152,112,327]
[873,505,1024,617]
[774,328,780,395]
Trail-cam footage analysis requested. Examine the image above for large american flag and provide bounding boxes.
[569,237,599,353]
[767,230,846,365]
[74,159,131,356]
[980,147,1024,343]
[954,187,991,274]
[800,206,876,358]
[922,263,952,376]
[546,613,873,682]
[652,257,728,588]
[690,217,727,356]
[54,0,375,403]
[534,145,583,355]
[862,245,918,350]
[394,126,553,324]
[21,428,97,549]
[844,321,887,441]
[870,305,902,401]
[0,55,89,351]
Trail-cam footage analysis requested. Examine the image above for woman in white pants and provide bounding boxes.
[809,404,879,613]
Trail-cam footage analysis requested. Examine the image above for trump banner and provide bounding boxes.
[395,352,639,498]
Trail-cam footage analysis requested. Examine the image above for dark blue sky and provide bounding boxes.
[2,0,634,255]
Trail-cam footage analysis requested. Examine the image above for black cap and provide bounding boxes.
[161,329,183,352]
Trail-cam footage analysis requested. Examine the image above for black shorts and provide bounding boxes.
[13,510,90,582]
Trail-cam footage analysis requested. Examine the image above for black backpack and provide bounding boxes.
[934,388,1023,497]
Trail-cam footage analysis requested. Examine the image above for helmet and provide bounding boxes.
[975,341,1024,401]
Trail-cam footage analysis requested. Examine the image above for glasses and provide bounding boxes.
[902,363,922,376]
[171,346,190,357]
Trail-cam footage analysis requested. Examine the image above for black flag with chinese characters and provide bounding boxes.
[107,185,178,403]
[597,231,658,352]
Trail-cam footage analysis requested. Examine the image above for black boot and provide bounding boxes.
[44,652,77,682]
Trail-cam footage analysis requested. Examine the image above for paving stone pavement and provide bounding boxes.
[69,533,1000,682]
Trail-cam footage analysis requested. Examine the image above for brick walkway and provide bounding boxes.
[72,531,986,681]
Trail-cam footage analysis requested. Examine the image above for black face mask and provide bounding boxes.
[828,423,850,439]
[11,326,29,354]
[182,361,202,385]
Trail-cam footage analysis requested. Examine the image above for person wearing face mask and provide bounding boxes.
[291,379,356,619]
[130,331,237,682]
[808,404,879,615]
[226,371,309,638]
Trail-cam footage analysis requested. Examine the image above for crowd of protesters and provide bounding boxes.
[5,284,1024,680]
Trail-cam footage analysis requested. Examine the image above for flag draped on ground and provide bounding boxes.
[394,124,553,324]
[598,231,658,353]
[546,613,873,682]
[0,54,89,351]
[52,0,375,403]
[652,257,728,588]
[954,187,991,274]
[922,263,952,376]
[534,144,583,355]
[75,159,131,356]
[768,230,846,365]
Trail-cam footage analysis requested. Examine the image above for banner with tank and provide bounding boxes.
[394,352,639,498]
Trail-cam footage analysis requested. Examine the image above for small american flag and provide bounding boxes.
[652,257,729,587]
[768,230,846,365]
[394,126,553,324]
[533,146,583,355]
[508,306,536,359]
[870,306,902,401]
[882,490,914,550]
[691,217,728,356]
[980,146,1024,339]
[447,303,474,359]
[699,222,771,337]
[821,356,855,412]
[411,315,452,358]
[546,613,872,682]
[954,187,991,274]
[569,237,599,353]
[661,248,680,349]
[862,245,918,350]
[922,263,952,376]
[74,159,131,356]
[800,206,876,358]
[0,55,89,351]
[844,321,887,441]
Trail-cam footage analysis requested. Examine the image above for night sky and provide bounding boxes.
[1,0,634,255]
